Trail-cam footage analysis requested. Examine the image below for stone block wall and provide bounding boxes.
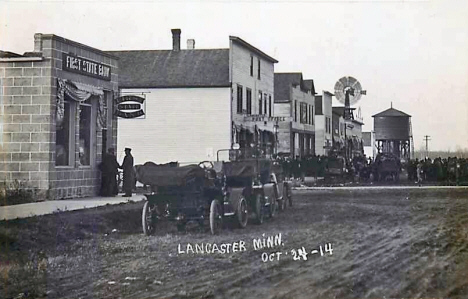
[0,33,118,201]
[0,58,54,197]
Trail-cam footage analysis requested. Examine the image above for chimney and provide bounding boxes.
[171,29,181,51]
[34,33,43,52]
[187,39,195,50]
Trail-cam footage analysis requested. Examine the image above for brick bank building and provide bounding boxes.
[0,34,118,199]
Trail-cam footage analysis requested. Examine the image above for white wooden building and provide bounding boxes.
[108,29,278,165]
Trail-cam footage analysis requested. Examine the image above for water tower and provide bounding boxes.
[372,104,413,161]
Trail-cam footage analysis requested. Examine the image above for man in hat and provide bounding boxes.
[120,147,134,197]
[100,148,120,196]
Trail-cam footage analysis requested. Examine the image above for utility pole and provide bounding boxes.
[423,135,431,159]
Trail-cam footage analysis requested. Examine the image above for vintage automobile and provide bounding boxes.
[373,153,401,182]
[217,149,293,226]
[136,161,226,236]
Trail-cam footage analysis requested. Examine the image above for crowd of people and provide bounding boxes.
[97,150,467,198]
[274,154,468,185]
[406,157,468,184]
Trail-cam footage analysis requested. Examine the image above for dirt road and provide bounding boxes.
[2,188,468,298]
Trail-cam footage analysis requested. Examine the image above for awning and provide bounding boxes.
[73,81,104,96]
[56,78,107,129]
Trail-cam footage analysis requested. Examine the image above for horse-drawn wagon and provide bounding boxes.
[373,153,401,182]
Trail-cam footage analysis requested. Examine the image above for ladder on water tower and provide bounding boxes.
[409,118,414,159]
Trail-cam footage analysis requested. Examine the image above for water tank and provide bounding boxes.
[373,107,411,140]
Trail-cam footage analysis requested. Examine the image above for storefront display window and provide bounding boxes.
[56,101,71,166]
[79,101,92,166]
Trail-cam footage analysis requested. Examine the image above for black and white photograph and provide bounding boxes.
[1,0,468,298]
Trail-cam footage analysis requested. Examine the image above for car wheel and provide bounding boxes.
[210,199,222,235]
[142,201,156,236]
[254,193,264,225]
[237,197,248,228]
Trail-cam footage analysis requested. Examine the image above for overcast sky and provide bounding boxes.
[1,0,467,151]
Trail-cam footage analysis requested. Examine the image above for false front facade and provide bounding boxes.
[273,73,315,158]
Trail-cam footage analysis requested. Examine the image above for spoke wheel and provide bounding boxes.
[254,194,264,225]
[142,201,156,236]
[210,199,222,235]
[237,197,248,228]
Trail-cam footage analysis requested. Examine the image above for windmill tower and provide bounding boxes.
[334,76,367,159]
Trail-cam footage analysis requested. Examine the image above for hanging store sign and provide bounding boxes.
[115,95,145,119]
[244,115,291,122]
[62,53,112,81]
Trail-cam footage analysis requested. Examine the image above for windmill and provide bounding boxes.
[334,76,366,159]
[334,76,366,121]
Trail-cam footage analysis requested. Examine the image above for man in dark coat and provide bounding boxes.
[100,148,120,196]
[120,148,134,197]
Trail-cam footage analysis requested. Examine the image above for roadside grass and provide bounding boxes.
[0,201,145,298]
[0,201,144,264]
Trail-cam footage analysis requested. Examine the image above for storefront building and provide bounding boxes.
[110,29,278,164]
[230,36,279,158]
[332,107,364,159]
[0,34,119,199]
[314,91,333,156]
[274,73,315,158]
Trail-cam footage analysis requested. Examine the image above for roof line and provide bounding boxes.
[38,34,119,60]
[275,72,303,75]
[107,48,229,53]
[230,36,278,63]
[119,84,232,89]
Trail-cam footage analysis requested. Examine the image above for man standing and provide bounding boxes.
[120,148,134,197]
[100,148,120,196]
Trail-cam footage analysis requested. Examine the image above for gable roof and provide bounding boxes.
[274,72,304,103]
[0,50,23,58]
[303,79,316,95]
[229,36,278,63]
[372,107,411,117]
[107,49,230,88]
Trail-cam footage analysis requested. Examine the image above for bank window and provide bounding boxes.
[259,91,263,115]
[257,58,261,80]
[79,100,92,166]
[56,101,72,166]
[264,93,267,115]
[250,55,254,77]
[246,88,252,115]
[237,85,243,114]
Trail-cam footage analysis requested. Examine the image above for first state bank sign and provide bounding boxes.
[62,53,112,81]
